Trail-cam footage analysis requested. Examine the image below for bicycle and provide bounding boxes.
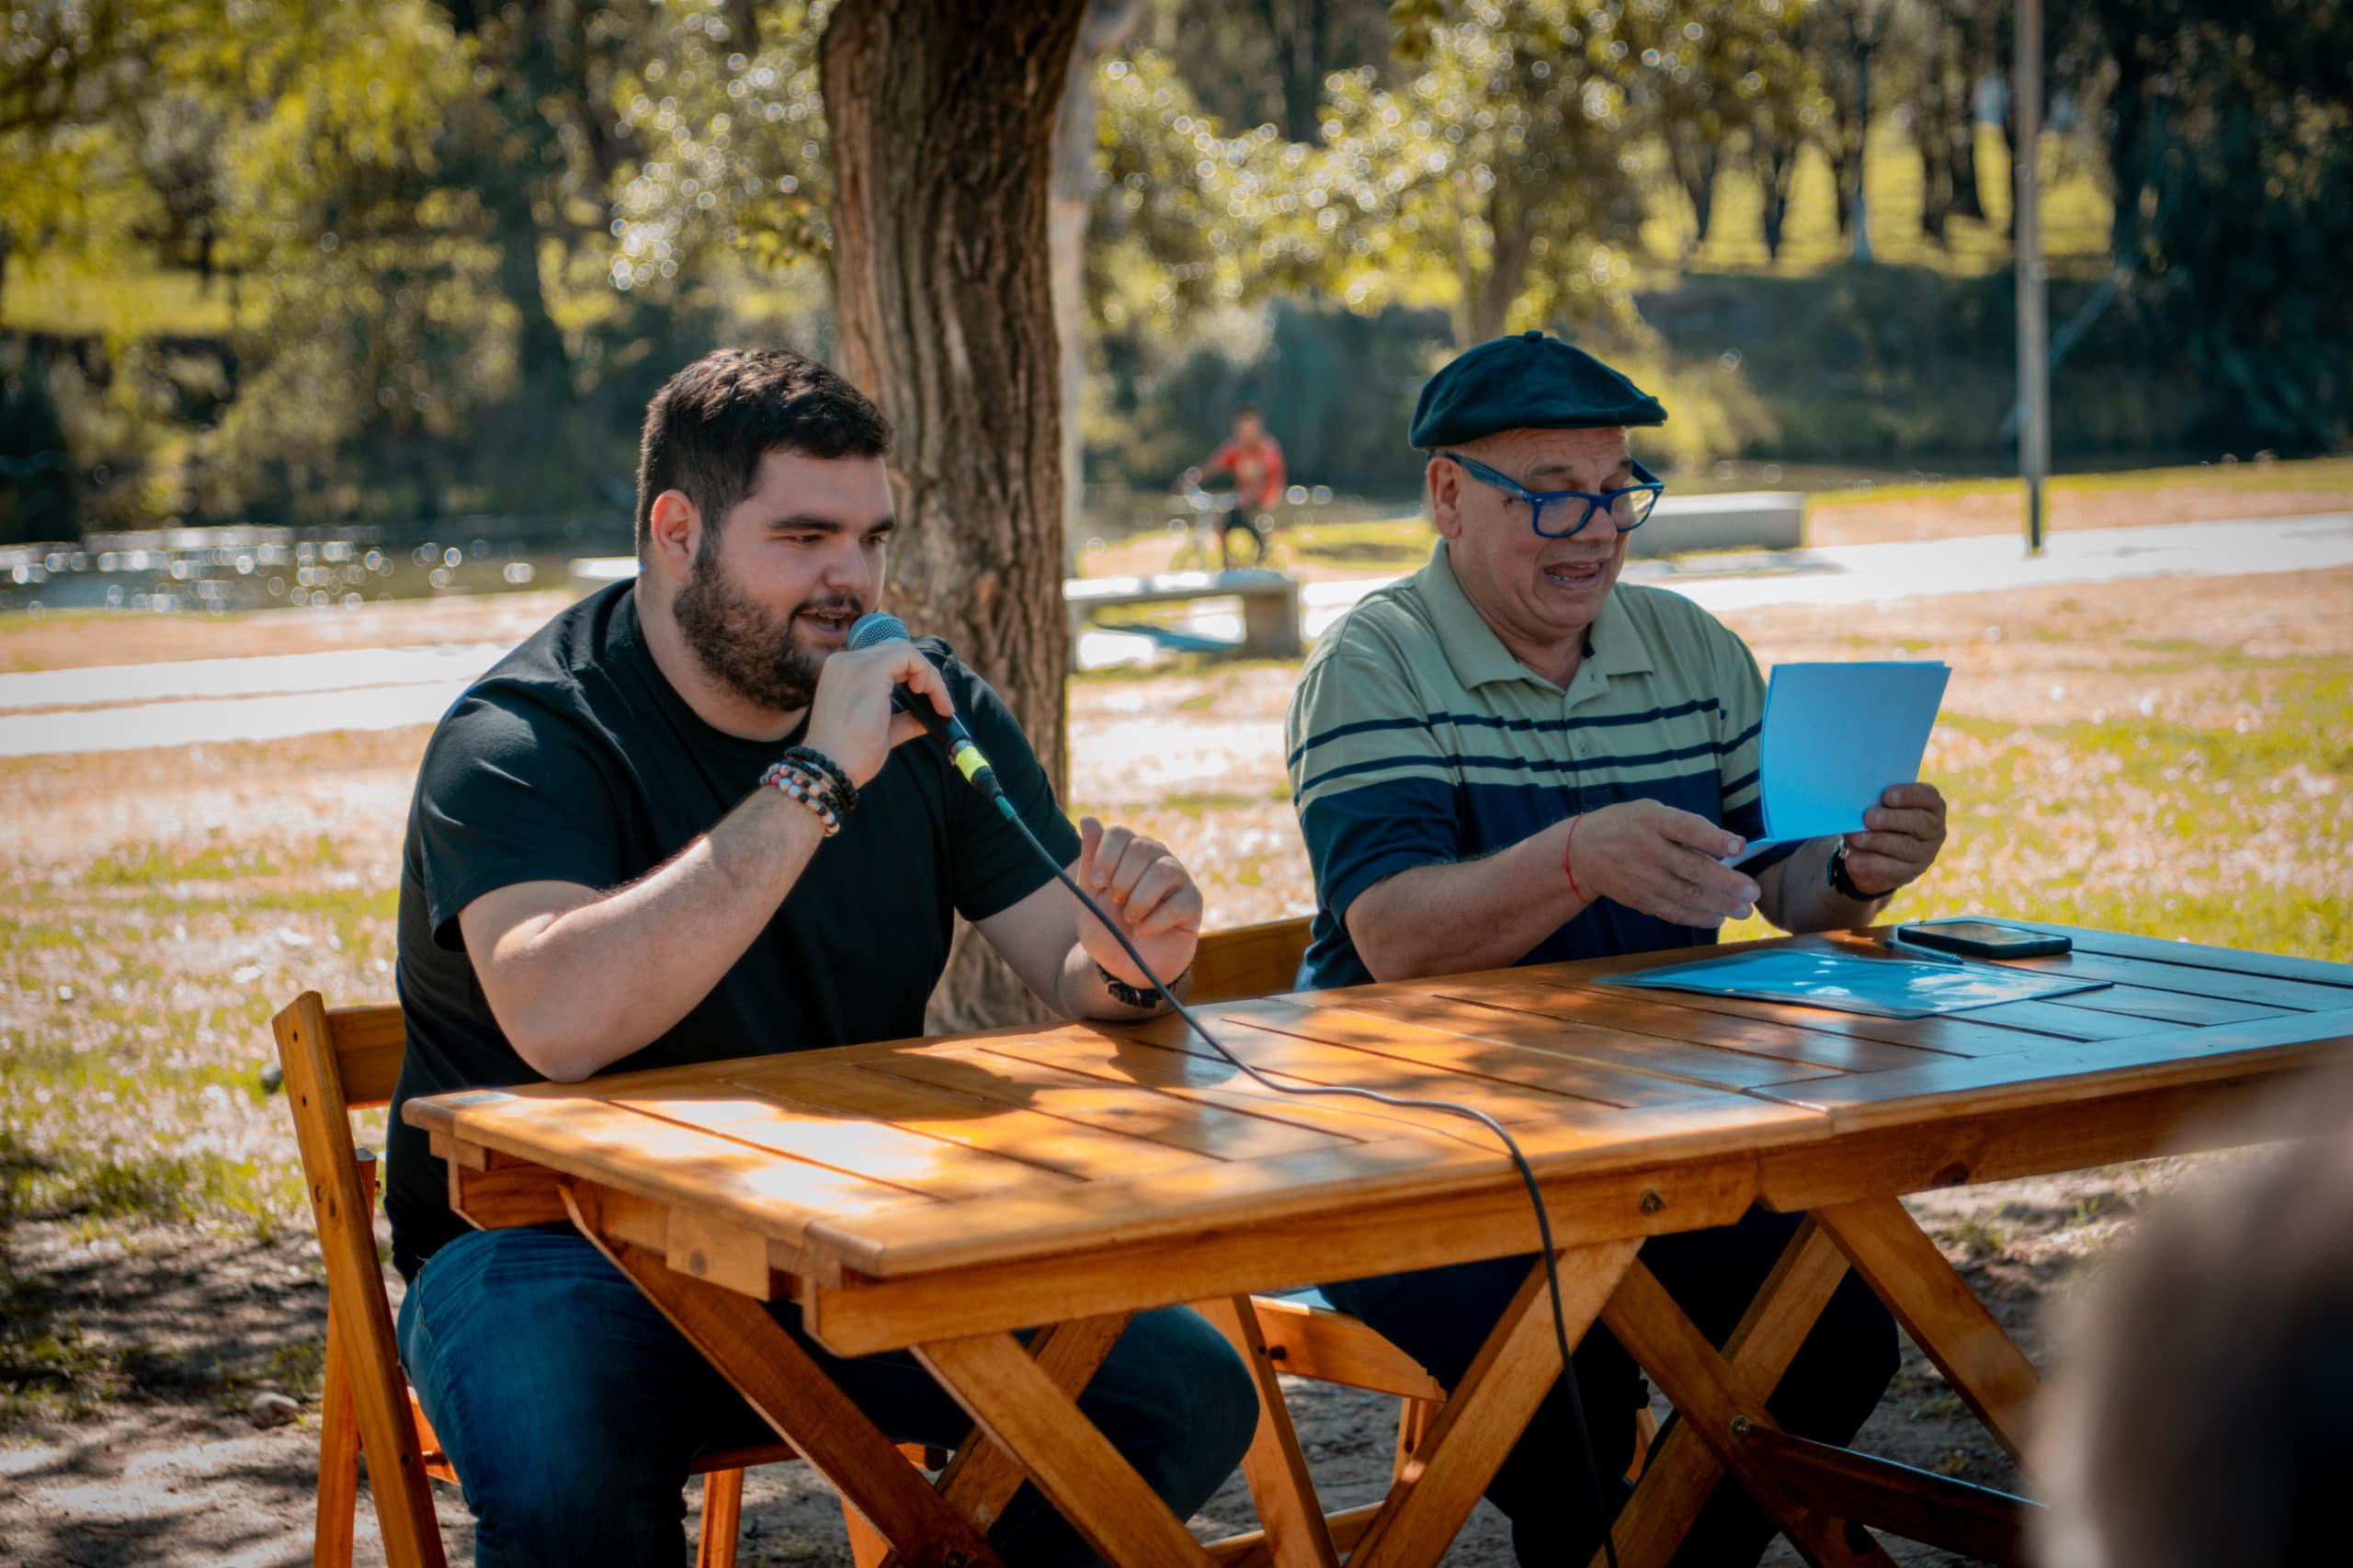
[1165,478,1279,574]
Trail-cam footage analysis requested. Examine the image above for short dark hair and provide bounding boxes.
[1233,403,1262,422]
[634,347,892,553]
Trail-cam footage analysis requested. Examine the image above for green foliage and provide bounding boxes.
[607,0,835,289]
[1641,265,2203,459]
[1,0,2344,531]
[2063,0,2353,450]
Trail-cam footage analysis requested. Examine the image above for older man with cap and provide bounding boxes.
[1285,332,1950,1565]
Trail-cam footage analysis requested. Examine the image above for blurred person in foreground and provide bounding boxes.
[2036,1083,2353,1568]
[386,347,1255,1567]
[1182,402,1287,568]
[1286,331,1954,1565]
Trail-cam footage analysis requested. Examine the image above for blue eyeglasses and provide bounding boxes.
[1433,450,1666,539]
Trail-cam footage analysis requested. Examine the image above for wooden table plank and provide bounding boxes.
[971,1034,1503,1151]
[1426,973,1950,1074]
[862,1047,1357,1163]
[733,1060,1221,1180]
[599,1080,1085,1202]
[1297,993,1848,1093]
[1477,940,2115,1055]
[1743,1011,2353,1131]
[404,1087,939,1243]
[813,1093,1821,1283]
[799,1152,1764,1358]
[2005,921,2353,991]
[2010,948,2351,1012]
[2038,984,2289,1028]
[1550,967,2157,1051]
[1108,1015,1633,1126]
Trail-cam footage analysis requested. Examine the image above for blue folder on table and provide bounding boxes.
[1603,948,2109,1019]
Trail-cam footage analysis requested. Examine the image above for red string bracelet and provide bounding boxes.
[1563,813,1589,903]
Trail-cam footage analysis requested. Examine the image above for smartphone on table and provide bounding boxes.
[1892,919,2073,960]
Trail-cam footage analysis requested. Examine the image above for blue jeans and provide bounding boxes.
[397,1225,1259,1568]
[1322,1207,1900,1568]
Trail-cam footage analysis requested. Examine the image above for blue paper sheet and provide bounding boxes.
[1732,661,1951,863]
[1601,948,2110,1019]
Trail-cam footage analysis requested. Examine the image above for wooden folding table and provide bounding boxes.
[404,923,2353,1567]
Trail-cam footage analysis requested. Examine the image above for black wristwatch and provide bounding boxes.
[1826,843,1893,903]
[1097,960,1188,1011]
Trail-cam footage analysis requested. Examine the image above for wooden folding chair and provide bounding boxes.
[270,993,939,1568]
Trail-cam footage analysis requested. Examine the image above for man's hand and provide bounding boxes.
[801,642,955,787]
[1838,782,1949,896]
[1073,816,1202,989]
[1569,799,1760,926]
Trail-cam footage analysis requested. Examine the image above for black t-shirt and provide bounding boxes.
[386,583,1081,1279]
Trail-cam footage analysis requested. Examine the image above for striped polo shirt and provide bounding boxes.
[1285,540,1792,990]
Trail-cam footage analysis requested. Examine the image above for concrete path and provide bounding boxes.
[5,512,2347,758]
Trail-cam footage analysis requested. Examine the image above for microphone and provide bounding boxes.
[845,611,1005,800]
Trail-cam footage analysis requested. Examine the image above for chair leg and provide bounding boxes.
[697,1469,745,1568]
[1393,1396,1439,1486]
[315,1301,362,1568]
[1629,1405,1658,1484]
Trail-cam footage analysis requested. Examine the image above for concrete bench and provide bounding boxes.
[1631,490,1805,556]
[1062,567,1302,662]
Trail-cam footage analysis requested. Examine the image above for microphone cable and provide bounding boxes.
[986,794,1628,1568]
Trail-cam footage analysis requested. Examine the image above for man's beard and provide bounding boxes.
[672,542,849,713]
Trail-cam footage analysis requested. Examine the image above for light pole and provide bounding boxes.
[2015,0,2050,553]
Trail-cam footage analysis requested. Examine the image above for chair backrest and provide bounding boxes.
[1190,915,1313,1006]
[314,1001,408,1109]
[272,992,449,1566]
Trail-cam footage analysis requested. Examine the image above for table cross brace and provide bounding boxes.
[564,1182,1008,1568]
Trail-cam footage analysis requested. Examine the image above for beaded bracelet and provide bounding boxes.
[758,760,843,837]
[780,744,858,814]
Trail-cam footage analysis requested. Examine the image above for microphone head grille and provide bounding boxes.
[846,611,909,652]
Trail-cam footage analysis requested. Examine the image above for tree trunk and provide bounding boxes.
[1847,34,1873,264]
[1951,6,1989,222]
[1755,130,1799,260]
[1051,0,1145,573]
[1456,190,1532,351]
[1916,26,1953,244]
[1253,0,1335,143]
[1669,126,1719,252]
[485,177,571,391]
[823,0,1090,1032]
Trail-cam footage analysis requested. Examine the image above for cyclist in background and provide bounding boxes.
[1183,404,1287,570]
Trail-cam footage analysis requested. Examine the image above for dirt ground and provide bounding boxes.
[3,557,2348,1565]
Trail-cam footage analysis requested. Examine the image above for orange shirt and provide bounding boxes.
[1206,433,1287,512]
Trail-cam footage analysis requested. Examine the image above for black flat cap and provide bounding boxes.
[1409,330,1666,449]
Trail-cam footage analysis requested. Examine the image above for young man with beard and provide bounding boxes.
[386,347,1256,1568]
[1286,333,1954,1565]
